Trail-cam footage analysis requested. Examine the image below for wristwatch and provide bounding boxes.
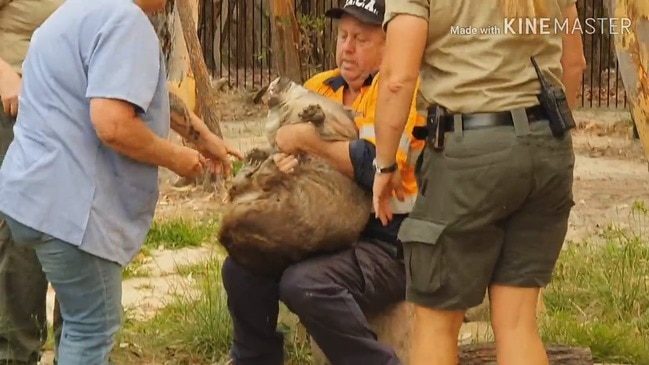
[372,158,398,174]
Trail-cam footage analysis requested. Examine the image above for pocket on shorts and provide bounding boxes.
[398,217,447,294]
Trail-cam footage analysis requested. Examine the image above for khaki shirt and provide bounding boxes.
[0,0,64,74]
[384,0,578,114]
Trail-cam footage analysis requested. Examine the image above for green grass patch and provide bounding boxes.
[121,263,152,279]
[541,201,649,364]
[115,256,312,365]
[144,217,218,250]
[232,159,245,176]
[119,217,219,280]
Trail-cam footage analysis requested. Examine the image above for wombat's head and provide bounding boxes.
[265,77,298,108]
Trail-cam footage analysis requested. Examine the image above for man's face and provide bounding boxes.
[335,15,385,86]
[135,0,167,14]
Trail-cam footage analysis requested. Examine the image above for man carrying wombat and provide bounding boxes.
[221,1,424,364]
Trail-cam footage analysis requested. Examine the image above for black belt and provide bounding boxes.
[441,105,546,131]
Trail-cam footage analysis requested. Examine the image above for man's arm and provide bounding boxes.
[167,89,244,172]
[0,57,13,79]
[168,90,217,147]
[299,137,378,190]
[300,139,355,178]
[0,56,21,116]
[91,98,180,169]
[0,0,18,83]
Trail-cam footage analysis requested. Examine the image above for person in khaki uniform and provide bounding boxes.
[0,1,65,364]
[371,0,587,364]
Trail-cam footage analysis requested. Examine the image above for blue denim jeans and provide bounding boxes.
[2,213,122,365]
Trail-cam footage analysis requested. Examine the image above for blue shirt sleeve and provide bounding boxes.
[348,139,377,191]
[84,8,161,113]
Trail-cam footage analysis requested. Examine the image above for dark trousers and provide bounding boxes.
[0,104,61,364]
[222,240,406,365]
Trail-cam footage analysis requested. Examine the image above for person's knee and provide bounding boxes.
[64,307,121,339]
[221,256,253,297]
[413,304,465,333]
[60,287,122,345]
[278,263,326,314]
[488,284,541,335]
[222,256,278,306]
[221,256,238,291]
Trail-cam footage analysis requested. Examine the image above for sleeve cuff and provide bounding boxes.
[348,139,377,191]
[383,0,429,30]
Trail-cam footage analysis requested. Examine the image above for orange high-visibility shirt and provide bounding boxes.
[303,69,425,214]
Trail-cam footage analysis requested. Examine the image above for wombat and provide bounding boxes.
[218,77,372,277]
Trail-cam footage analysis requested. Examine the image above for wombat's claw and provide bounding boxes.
[298,104,326,125]
[244,148,272,166]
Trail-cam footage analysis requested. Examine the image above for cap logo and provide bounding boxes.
[344,0,378,16]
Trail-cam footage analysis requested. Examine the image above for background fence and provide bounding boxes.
[197,0,628,109]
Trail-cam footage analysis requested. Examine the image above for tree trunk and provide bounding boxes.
[148,0,177,74]
[607,0,649,159]
[268,0,303,83]
[148,0,197,112]
[177,0,223,138]
[458,343,593,365]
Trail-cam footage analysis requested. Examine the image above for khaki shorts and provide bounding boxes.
[398,118,575,310]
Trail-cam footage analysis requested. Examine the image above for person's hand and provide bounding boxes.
[196,134,244,175]
[272,153,299,174]
[275,123,319,154]
[372,170,405,226]
[170,145,207,179]
[0,68,21,117]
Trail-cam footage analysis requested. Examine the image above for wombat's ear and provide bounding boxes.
[252,84,269,104]
[276,77,293,91]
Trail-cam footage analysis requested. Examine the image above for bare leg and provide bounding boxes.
[410,305,465,365]
[489,285,548,365]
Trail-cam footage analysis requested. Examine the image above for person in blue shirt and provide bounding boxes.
[0,0,239,363]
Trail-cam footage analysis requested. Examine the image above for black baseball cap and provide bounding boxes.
[324,0,385,26]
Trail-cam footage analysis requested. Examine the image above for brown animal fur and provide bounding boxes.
[218,77,372,277]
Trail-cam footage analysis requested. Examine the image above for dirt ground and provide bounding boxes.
[40,95,648,364]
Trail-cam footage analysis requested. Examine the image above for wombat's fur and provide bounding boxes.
[218,77,372,277]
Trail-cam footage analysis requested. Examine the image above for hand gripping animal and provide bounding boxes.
[218,77,372,277]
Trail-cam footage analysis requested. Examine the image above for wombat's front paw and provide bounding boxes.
[298,104,326,125]
[244,148,273,166]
